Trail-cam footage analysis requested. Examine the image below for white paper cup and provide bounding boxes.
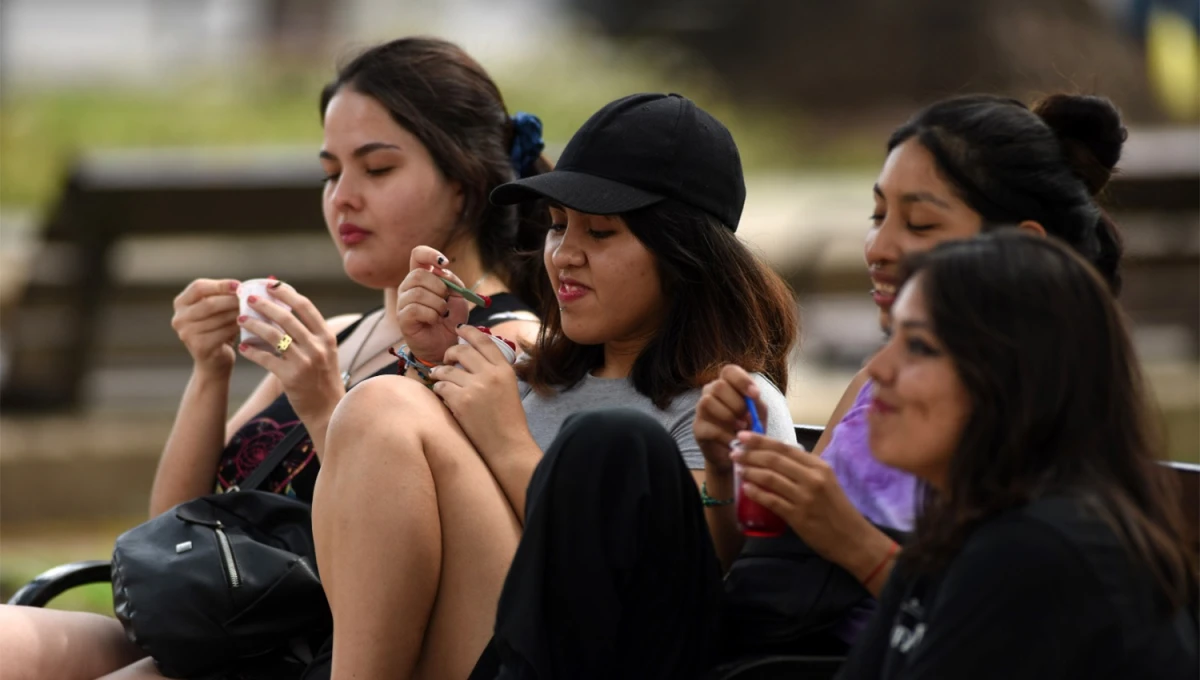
[237,278,292,348]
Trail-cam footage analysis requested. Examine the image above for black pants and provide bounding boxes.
[472,409,724,679]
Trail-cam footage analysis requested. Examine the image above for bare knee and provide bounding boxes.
[0,605,144,680]
[324,375,440,469]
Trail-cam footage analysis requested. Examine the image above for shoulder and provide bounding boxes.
[948,500,1101,591]
[326,312,366,336]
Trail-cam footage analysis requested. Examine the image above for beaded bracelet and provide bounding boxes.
[700,481,735,507]
[389,345,436,387]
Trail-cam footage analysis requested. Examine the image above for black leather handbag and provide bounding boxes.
[111,426,332,679]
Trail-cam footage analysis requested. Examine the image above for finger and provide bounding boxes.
[700,383,744,425]
[409,245,450,272]
[456,325,507,365]
[237,341,285,374]
[264,282,326,337]
[398,285,451,316]
[176,279,241,306]
[742,481,795,520]
[246,294,316,347]
[737,432,811,458]
[429,364,469,387]
[442,339,490,374]
[238,316,287,347]
[736,445,814,486]
[734,465,801,503]
[718,364,760,400]
[186,309,241,334]
[696,399,738,434]
[176,294,240,322]
[399,303,447,332]
[430,380,462,413]
[399,267,450,297]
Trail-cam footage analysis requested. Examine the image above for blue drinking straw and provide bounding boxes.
[744,395,765,434]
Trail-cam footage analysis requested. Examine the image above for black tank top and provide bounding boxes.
[213,293,536,503]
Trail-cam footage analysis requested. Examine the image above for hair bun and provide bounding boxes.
[1033,94,1128,195]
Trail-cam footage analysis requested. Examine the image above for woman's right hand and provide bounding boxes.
[171,278,242,373]
[694,364,765,475]
[397,246,470,364]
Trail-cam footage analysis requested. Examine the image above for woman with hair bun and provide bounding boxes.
[695,92,1135,653]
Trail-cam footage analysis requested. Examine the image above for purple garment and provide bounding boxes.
[819,378,919,644]
[820,379,918,531]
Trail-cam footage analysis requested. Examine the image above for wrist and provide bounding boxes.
[843,524,899,585]
[193,360,234,383]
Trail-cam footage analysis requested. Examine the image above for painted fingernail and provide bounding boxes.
[247,295,258,303]
[269,281,282,289]
[437,256,446,265]
[237,315,247,323]
[456,323,466,328]
[238,343,249,351]
[229,281,239,291]
[267,275,277,281]
[442,309,450,318]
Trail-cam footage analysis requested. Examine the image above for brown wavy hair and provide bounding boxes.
[517,200,798,408]
[321,36,552,309]
[898,231,1195,610]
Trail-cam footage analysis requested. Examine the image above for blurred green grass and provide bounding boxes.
[0,45,880,218]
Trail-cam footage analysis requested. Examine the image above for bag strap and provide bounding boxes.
[234,424,309,492]
[230,309,378,493]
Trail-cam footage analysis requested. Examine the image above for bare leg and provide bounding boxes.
[313,376,520,679]
[0,605,145,680]
[97,658,166,680]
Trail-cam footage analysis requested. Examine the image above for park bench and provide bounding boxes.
[9,425,1198,680]
[0,147,378,412]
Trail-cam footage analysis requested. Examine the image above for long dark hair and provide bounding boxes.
[889,93,1127,294]
[898,231,1195,609]
[518,200,798,408]
[320,37,552,309]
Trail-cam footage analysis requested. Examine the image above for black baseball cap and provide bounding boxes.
[490,93,746,231]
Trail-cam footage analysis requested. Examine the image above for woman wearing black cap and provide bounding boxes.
[310,93,800,678]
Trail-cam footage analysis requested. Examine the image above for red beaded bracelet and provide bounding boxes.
[863,541,899,587]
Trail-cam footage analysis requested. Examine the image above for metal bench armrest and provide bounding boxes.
[7,559,111,607]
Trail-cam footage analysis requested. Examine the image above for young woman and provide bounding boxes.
[310,92,799,679]
[0,36,546,680]
[837,231,1197,678]
[695,93,1132,647]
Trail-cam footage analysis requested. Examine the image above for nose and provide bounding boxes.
[864,336,898,388]
[865,219,902,269]
[549,217,587,270]
[328,173,364,215]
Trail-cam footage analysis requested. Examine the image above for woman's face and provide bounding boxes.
[864,276,970,489]
[320,88,464,289]
[545,205,664,348]
[865,139,984,329]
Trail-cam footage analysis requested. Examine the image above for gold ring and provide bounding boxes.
[276,334,293,354]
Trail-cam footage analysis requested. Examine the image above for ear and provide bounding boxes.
[1016,220,1047,237]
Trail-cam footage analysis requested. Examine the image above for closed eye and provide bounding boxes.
[588,229,615,240]
[869,213,885,227]
[367,167,394,177]
[322,171,341,184]
[907,337,941,357]
[548,223,566,233]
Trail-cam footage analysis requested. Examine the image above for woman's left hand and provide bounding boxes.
[237,282,344,430]
[732,432,879,568]
[430,325,528,457]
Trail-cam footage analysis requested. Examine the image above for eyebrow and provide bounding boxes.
[873,184,952,209]
[319,142,402,161]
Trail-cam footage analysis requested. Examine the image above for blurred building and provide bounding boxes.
[0,0,566,90]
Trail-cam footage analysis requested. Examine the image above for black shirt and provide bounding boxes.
[838,496,1198,680]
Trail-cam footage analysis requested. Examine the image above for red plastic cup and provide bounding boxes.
[734,443,787,537]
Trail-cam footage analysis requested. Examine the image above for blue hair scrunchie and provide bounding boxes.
[509,112,545,179]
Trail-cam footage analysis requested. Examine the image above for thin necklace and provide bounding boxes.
[341,311,390,390]
[470,273,489,294]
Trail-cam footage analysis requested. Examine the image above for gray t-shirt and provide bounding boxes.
[519,372,796,469]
